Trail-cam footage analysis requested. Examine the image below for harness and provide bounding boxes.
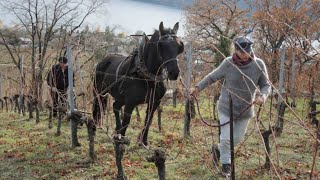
[100,33,179,96]
[99,53,136,96]
[135,40,165,82]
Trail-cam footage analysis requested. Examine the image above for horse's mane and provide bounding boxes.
[142,30,159,61]
[149,30,160,42]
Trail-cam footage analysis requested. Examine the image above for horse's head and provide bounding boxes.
[157,22,184,80]
[143,22,184,81]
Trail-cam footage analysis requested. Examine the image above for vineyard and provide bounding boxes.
[0,0,319,179]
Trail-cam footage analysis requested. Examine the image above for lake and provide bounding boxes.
[86,0,186,36]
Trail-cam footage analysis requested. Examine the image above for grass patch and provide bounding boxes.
[0,98,319,179]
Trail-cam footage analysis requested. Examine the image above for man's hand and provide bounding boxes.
[190,87,200,101]
[50,87,58,92]
[77,92,85,96]
[254,95,265,105]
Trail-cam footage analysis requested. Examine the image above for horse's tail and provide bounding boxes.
[92,57,113,124]
[92,86,108,127]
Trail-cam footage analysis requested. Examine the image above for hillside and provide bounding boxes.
[128,0,193,9]
[129,0,251,9]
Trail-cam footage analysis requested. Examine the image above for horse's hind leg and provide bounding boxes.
[139,100,161,146]
[89,95,108,160]
[0,100,3,112]
[4,98,7,111]
[4,99,8,112]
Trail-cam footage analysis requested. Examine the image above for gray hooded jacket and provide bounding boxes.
[196,56,271,119]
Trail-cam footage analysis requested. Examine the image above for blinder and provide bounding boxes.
[178,41,184,54]
[157,33,183,62]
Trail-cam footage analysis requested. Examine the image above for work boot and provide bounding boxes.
[211,144,220,164]
[222,164,231,177]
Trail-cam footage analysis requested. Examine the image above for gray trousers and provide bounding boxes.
[218,112,251,164]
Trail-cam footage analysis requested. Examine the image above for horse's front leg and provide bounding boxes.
[113,103,133,180]
[120,104,135,136]
[139,100,161,146]
[113,101,124,134]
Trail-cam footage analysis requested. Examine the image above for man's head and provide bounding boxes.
[233,36,253,53]
[58,57,68,68]
[233,36,253,60]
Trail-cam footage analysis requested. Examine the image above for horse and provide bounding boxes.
[92,22,184,147]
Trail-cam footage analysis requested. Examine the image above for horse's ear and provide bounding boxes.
[159,22,164,35]
[173,22,179,34]
[178,40,184,54]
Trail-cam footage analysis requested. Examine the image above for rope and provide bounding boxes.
[191,93,254,127]
[179,76,254,128]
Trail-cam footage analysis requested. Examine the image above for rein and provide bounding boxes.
[191,94,254,127]
[179,77,254,128]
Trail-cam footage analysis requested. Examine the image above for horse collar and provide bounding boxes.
[135,50,165,82]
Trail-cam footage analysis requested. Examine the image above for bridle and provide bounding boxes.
[157,33,180,64]
[137,33,180,82]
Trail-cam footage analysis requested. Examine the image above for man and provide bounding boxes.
[191,36,271,176]
[46,57,70,117]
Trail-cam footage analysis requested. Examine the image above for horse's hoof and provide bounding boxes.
[89,153,97,160]
[123,138,131,145]
[113,134,130,145]
[116,175,127,180]
[75,142,81,147]
[113,134,122,140]
[55,132,61,136]
[138,142,149,149]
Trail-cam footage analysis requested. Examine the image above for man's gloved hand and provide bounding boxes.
[190,87,200,101]
[254,94,265,105]
[77,92,85,96]
[51,87,58,92]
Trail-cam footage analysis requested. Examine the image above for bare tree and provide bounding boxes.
[184,0,250,66]
[251,0,320,174]
[251,0,320,83]
[0,27,30,115]
[0,0,108,121]
[0,27,25,71]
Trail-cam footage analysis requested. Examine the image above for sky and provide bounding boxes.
[0,0,185,36]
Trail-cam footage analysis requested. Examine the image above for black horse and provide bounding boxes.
[92,22,184,146]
